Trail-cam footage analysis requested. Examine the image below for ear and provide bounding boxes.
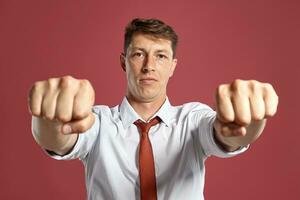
[169,58,177,77]
[120,53,126,72]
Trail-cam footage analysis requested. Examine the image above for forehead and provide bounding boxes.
[128,33,172,52]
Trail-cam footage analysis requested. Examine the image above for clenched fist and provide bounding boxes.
[214,79,278,147]
[29,76,95,134]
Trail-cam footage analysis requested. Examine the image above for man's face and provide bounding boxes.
[121,33,177,103]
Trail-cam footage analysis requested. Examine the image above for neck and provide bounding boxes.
[127,94,166,121]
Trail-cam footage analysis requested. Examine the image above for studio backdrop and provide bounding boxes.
[0,0,299,199]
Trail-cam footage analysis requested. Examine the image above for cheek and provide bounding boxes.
[127,62,141,75]
[126,67,139,86]
[161,65,174,79]
[158,72,171,87]
[126,70,135,84]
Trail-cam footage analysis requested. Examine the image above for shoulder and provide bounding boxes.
[92,104,119,119]
[168,101,215,125]
[92,105,111,114]
[172,101,214,114]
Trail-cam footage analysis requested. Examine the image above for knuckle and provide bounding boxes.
[263,83,276,95]
[79,79,90,88]
[30,108,40,117]
[217,84,228,96]
[73,110,87,119]
[56,114,71,123]
[249,80,259,85]
[266,107,277,118]
[263,83,273,91]
[80,79,95,96]
[252,112,264,121]
[265,112,274,118]
[224,115,234,122]
[60,76,74,89]
[236,115,250,125]
[218,112,234,123]
[44,113,55,120]
[63,75,74,80]
[41,106,51,119]
[47,78,58,89]
[76,123,87,133]
[231,79,244,92]
[30,81,44,95]
[249,80,260,93]
[34,80,44,88]
[263,83,279,100]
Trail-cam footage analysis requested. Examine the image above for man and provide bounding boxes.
[29,18,278,200]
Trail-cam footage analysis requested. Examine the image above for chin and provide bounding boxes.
[139,96,157,102]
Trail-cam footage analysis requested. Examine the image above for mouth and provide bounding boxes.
[139,77,158,84]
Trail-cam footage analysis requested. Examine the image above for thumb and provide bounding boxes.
[62,113,95,134]
[214,118,247,137]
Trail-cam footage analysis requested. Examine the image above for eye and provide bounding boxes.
[157,54,168,59]
[132,52,144,58]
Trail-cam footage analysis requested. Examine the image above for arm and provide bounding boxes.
[29,76,95,155]
[213,80,279,152]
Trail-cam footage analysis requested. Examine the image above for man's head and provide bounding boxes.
[124,18,178,58]
[120,18,178,104]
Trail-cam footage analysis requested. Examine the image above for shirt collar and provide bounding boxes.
[119,96,172,129]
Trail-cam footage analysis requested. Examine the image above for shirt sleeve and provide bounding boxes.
[44,109,100,161]
[191,104,248,158]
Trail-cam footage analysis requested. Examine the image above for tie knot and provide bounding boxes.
[134,117,160,134]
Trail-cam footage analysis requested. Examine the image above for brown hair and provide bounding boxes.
[124,18,178,57]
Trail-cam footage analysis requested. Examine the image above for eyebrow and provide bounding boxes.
[156,50,170,54]
[131,48,171,55]
[131,47,146,52]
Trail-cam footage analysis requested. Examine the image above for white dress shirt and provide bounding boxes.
[47,97,247,200]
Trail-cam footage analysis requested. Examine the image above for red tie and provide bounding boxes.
[134,117,160,200]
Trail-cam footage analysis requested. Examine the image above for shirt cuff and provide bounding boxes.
[43,133,84,160]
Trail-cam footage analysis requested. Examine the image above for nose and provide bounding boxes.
[142,55,155,73]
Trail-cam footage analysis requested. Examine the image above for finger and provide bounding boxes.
[249,95,265,121]
[222,125,246,137]
[72,80,95,120]
[263,84,279,117]
[62,113,95,134]
[216,85,235,123]
[214,119,246,137]
[55,87,75,123]
[41,89,59,120]
[28,81,44,116]
[231,93,251,126]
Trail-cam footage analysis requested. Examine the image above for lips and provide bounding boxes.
[140,78,157,81]
[139,77,158,84]
[139,76,158,81]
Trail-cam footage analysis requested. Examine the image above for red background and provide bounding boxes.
[1,0,299,199]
